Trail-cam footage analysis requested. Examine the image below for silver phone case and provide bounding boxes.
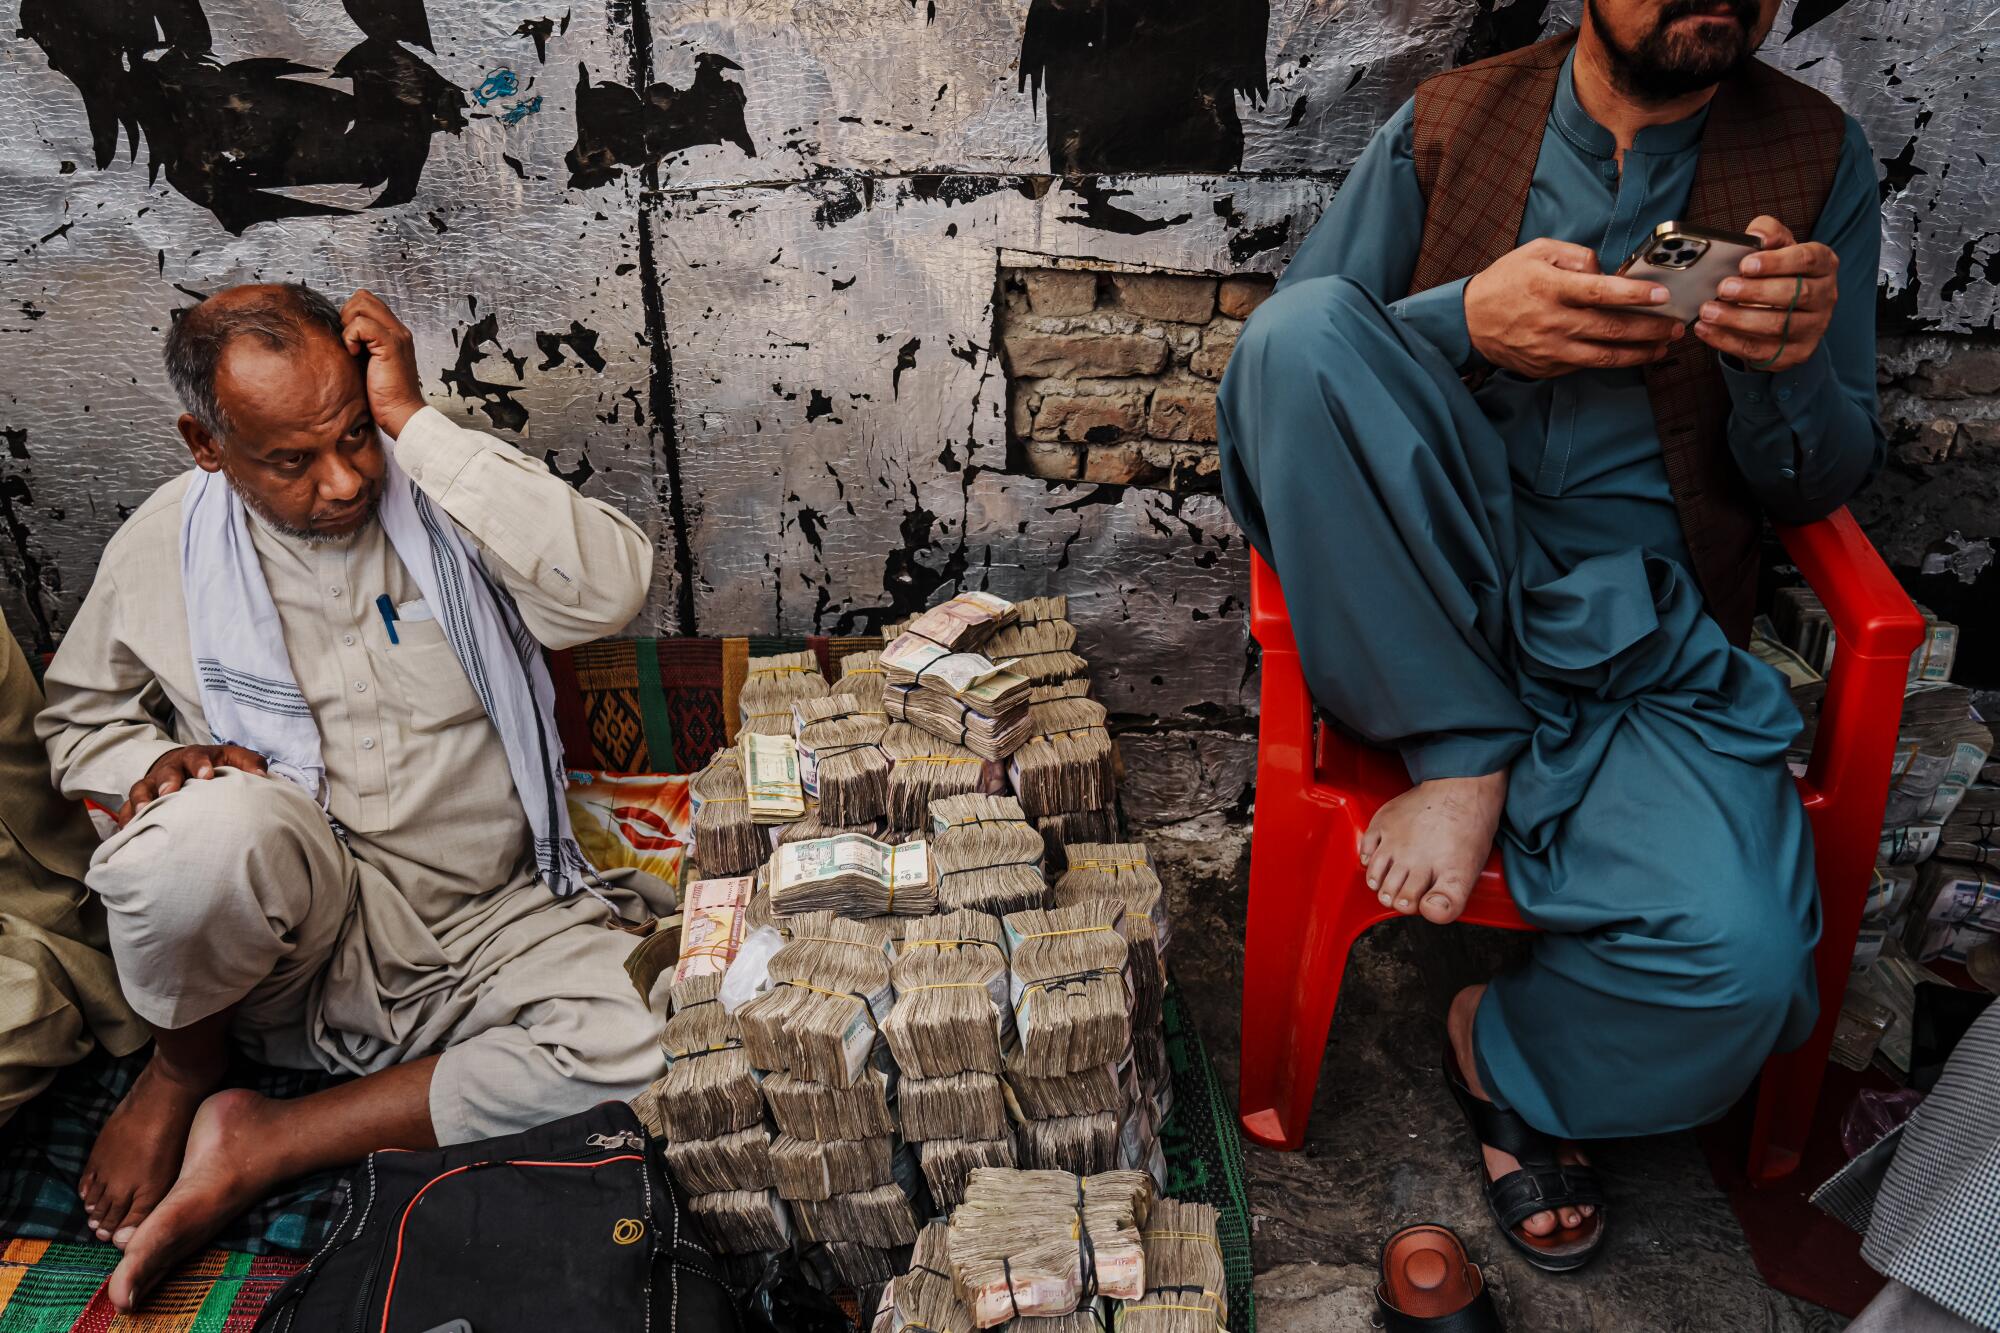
[1617,224,1761,324]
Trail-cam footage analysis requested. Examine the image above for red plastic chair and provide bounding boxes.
[1237,509,1925,1182]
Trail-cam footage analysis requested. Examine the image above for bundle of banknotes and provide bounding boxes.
[881,636,1034,759]
[1770,587,1959,687]
[794,695,892,825]
[892,591,1017,653]
[946,1168,1153,1325]
[743,730,807,824]
[740,650,829,737]
[739,910,897,1085]
[1907,858,2000,964]
[929,793,1051,916]
[770,832,938,918]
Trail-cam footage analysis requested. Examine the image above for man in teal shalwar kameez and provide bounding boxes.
[1218,0,1883,1269]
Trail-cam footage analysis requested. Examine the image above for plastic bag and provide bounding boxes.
[1840,1086,1925,1158]
[721,925,785,1013]
[741,1247,856,1333]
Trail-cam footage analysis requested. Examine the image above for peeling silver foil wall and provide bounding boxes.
[3,0,1994,821]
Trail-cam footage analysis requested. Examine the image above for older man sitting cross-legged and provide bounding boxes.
[37,284,670,1310]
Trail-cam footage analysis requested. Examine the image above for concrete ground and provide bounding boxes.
[1149,814,1850,1333]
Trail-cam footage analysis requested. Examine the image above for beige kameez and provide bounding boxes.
[37,407,670,1142]
[0,613,145,1126]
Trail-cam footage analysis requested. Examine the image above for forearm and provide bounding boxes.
[1723,351,1884,523]
[389,407,654,647]
[35,575,188,803]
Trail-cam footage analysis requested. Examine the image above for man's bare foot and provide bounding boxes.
[1447,986,1596,1237]
[107,1089,281,1313]
[1360,771,1507,924]
[79,1050,222,1244]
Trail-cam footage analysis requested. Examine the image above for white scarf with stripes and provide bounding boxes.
[178,443,595,897]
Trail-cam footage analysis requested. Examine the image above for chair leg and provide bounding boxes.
[1238,787,1380,1152]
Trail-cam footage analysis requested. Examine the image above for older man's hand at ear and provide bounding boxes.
[340,290,428,439]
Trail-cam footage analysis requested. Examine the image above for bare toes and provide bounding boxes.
[1559,1206,1581,1229]
[1519,1209,1556,1237]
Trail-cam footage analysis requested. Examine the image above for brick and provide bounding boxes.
[1898,418,1958,466]
[1149,385,1218,442]
[1082,442,1172,487]
[1958,421,2000,455]
[1022,439,1085,481]
[1218,277,1275,320]
[1110,273,1216,324]
[1003,331,1169,379]
[1024,270,1099,316]
[1911,346,2000,399]
[1190,322,1241,380]
[1033,391,1146,443]
[1010,385,1040,439]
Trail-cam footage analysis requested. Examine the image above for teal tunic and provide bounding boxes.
[1218,54,1884,1138]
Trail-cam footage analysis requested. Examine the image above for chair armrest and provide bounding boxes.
[1775,509,1926,811]
[1775,509,1926,661]
[1249,550,1297,655]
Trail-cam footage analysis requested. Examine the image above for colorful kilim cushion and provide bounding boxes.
[547,635,884,775]
[0,1239,303,1332]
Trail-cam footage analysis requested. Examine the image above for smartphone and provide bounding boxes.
[1613,222,1762,323]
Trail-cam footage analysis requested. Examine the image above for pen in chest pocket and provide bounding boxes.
[376,594,400,645]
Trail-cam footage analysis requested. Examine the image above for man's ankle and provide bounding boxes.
[144,1012,234,1093]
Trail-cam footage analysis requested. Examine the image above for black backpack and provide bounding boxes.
[253,1101,743,1333]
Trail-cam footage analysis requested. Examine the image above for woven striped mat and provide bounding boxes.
[0,1241,301,1332]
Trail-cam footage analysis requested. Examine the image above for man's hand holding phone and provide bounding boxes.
[1465,238,1682,379]
[1690,215,1838,374]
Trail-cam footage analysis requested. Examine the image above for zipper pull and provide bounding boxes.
[587,1130,645,1150]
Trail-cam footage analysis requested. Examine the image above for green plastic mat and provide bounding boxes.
[1159,975,1256,1331]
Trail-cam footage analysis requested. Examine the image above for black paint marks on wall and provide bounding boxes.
[441,312,531,433]
[516,12,571,63]
[1454,0,1554,66]
[21,0,466,235]
[1059,180,1192,235]
[535,320,607,372]
[565,54,756,190]
[1019,0,1270,173]
[0,475,53,654]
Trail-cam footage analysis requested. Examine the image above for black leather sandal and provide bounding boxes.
[1375,1223,1503,1331]
[1443,1041,1606,1273]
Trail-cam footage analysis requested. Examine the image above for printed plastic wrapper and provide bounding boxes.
[565,770,691,888]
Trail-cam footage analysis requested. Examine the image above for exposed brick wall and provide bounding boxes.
[1852,332,2000,696]
[998,265,1275,492]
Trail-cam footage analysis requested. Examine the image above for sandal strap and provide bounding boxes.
[1489,1163,1605,1231]
[1443,1041,1561,1168]
[1375,1283,1503,1333]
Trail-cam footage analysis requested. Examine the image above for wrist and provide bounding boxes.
[374,397,425,439]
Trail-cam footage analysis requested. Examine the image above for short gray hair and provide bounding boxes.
[164,284,344,437]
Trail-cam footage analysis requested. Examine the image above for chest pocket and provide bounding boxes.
[383,616,487,733]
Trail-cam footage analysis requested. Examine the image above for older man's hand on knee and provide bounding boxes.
[114,745,269,827]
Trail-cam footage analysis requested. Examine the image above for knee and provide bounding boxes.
[1675,894,1815,1023]
[89,771,317,937]
[1231,276,1382,380]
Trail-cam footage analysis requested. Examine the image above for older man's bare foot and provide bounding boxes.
[1447,986,1596,1237]
[79,1050,220,1244]
[1360,771,1506,924]
[107,1089,280,1313]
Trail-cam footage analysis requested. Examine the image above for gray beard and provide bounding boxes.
[235,482,376,546]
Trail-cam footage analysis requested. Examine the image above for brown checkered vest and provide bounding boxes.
[1409,31,1846,645]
